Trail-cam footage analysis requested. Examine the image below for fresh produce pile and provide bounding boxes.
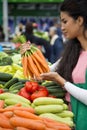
[32,97,74,127]
[0,101,71,130]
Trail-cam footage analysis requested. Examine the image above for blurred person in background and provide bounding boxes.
[0,25,5,41]
[15,22,25,36]
[49,26,64,63]
[22,22,52,62]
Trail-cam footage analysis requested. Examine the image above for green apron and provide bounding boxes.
[71,70,87,130]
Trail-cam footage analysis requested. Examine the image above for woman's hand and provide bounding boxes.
[40,72,66,87]
[20,42,30,55]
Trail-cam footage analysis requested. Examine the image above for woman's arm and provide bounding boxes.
[50,59,61,72]
[64,82,87,105]
[40,72,87,105]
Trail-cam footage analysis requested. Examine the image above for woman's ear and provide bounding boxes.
[77,16,84,26]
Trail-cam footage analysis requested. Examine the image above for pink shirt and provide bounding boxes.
[72,51,87,83]
[66,51,87,103]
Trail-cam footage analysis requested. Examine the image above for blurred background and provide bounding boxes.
[0,0,65,63]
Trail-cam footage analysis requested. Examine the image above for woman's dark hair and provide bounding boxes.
[25,22,33,34]
[57,0,87,82]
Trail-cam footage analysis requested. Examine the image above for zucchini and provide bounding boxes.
[48,88,66,93]
[0,81,6,85]
[33,97,64,106]
[0,72,13,82]
[9,84,24,91]
[56,110,74,118]
[46,85,60,89]
[39,113,74,127]
[35,104,64,114]
[49,92,65,98]
[10,89,19,94]
[42,81,58,87]
[4,78,18,89]
[9,82,23,91]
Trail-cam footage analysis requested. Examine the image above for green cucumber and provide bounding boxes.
[0,72,13,82]
[0,81,6,85]
[10,89,19,94]
[9,84,24,91]
[9,82,23,91]
[49,92,65,98]
[4,78,18,89]
[42,81,58,87]
[46,85,60,89]
[47,88,66,93]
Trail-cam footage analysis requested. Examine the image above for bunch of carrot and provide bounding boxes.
[0,101,71,130]
[21,44,50,79]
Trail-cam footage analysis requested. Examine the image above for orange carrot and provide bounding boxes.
[27,60,34,78]
[3,111,13,118]
[15,127,30,130]
[0,128,13,130]
[0,100,5,108]
[10,116,46,130]
[45,128,56,130]
[32,52,50,72]
[36,48,49,67]
[43,118,71,130]
[14,110,42,120]
[31,54,43,74]
[0,113,13,128]
[22,56,28,78]
[0,106,35,113]
[43,118,68,126]
[27,55,40,77]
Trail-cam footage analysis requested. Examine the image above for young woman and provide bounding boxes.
[40,0,87,130]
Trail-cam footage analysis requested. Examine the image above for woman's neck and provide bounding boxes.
[77,32,87,51]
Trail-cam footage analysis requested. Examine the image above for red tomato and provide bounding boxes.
[25,81,32,93]
[19,87,30,100]
[30,89,49,101]
[31,82,39,93]
[38,86,49,95]
[0,89,4,94]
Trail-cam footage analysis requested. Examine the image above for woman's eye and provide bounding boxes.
[63,20,67,24]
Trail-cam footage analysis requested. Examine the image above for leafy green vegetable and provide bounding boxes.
[0,56,13,66]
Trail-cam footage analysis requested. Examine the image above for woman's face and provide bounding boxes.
[60,11,83,39]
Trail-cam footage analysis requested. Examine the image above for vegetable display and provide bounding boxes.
[0,101,71,130]
[32,97,74,127]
